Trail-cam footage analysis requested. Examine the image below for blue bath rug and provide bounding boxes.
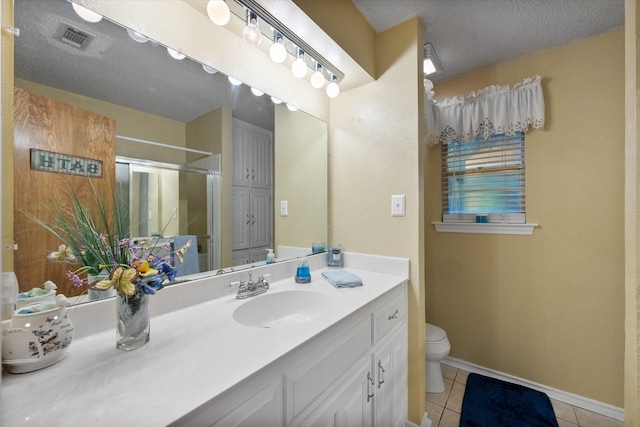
[459,373,559,427]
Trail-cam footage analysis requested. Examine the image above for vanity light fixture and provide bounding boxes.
[291,48,307,79]
[269,30,287,64]
[326,74,340,98]
[231,0,345,93]
[228,76,243,86]
[127,29,148,43]
[167,47,186,60]
[271,96,283,104]
[423,43,442,76]
[202,64,218,74]
[310,62,325,89]
[207,0,231,26]
[72,3,102,23]
[286,104,298,112]
[250,87,264,96]
[242,10,262,47]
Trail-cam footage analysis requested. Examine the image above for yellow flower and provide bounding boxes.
[47,244,76,262]
[133,259,158,277]
[95,267,139,297]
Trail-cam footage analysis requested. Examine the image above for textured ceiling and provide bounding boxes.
[14,0,275,128]
[14,0,625,124]
[352,0,625,82]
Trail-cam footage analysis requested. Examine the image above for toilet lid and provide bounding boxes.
[426,323,447,342]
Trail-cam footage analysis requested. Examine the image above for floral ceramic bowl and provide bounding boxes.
[2,298,74,373]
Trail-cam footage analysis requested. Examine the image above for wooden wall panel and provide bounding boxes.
[13,88,115,297]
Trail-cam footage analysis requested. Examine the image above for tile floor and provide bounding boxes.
[425,364,624,427]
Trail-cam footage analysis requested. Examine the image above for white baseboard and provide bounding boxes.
[443,356,624,422]
[405,412,432,427]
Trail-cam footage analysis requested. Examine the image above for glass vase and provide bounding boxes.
[116,292,150,351]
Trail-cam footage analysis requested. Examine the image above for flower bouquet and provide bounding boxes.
[31,188,178,351]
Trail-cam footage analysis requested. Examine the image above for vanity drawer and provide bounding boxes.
[372,288,406,345]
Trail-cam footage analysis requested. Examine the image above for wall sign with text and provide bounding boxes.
[30,149,103,178]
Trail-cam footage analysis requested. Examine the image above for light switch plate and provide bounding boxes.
[391,195,405,216]
[280,200,288,216]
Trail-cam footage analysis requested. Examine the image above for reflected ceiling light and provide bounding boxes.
[269,30,287,64]
[291,48,307,78]
[423,43,442,76]
[326,74,340,98]
[72,3,102,23]
[251,87,264,96]
[207,0,231,26]
[167,47,186,60]
[286,104,298,112]
[310,62,325,89]
[271,97,282,104]
[242,10,262,47]
[127,29,148,43]
[202,64,218,74]
[228,76,243,86]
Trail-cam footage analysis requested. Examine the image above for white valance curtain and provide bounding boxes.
[425,75,545,146]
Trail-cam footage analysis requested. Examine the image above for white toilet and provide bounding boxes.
[425,323,451,393]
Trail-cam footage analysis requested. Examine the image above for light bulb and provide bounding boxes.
[251,87,264,96]
[202,64,217,74]
[242,12,262,47]
[269,37,287,63]
[271,97,282,104]
[228,76,242,86]
[167,48,186,60]
[127,29,148,43]
[207,0,230,26]
[286,104,298,112]
[310,64,325,89]
[326,76,340,98]
[72,3,102,23]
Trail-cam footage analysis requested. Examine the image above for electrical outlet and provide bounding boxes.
[391,195,405,216]
[280,200,288,216]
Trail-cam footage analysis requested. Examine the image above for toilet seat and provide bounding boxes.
[426,323,447,343]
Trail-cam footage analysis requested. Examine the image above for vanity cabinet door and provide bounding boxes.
[372,330,407,427]
[299,361,372,427]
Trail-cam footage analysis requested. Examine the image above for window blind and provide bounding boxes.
[441,133,525,223]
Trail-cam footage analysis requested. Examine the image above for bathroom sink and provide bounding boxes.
[233,290,330,328]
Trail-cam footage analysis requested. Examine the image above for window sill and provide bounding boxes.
[432,222,538,235]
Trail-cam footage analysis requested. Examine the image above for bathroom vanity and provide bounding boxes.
[1,253,408,426]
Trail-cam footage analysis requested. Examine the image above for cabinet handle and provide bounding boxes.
[246,168,250,179]
[378,361,385,388]
[388,309,399,320]
[252,169,255,180]
[246,214,250,225]
[367,372,374,402]
[251,215,255,225]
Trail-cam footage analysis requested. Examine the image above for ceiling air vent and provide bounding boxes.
[54,23,94,51]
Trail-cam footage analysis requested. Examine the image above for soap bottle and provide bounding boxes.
[295,254,311,283]
[266,248,275,264]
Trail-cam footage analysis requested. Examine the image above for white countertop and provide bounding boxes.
[1,254,408,426]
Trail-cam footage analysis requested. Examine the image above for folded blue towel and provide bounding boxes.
[321,269,363,288]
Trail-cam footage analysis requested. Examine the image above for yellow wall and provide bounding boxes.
[1,0,13,273]
[426,29,625,406]
[624,1,640,423]
[274,104,328,251]
[330,17,425,423]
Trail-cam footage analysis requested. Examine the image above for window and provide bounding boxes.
[441,132,525,224]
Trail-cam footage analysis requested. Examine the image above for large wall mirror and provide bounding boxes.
[13,0,328,298]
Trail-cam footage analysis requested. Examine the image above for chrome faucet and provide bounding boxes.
[232,272,270,299]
